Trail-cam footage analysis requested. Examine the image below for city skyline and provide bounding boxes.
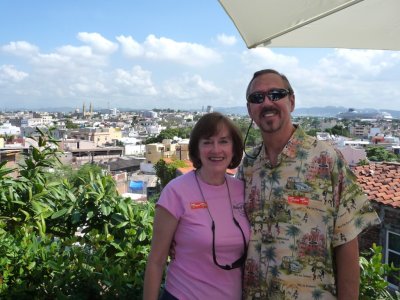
[1,1,400,111]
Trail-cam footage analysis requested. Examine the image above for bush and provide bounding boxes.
[360,243,400,300]
[154,159,187,188]
[0,129,154,299]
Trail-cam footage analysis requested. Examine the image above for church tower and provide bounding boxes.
[89,102,93,117]
[82,102,86,118]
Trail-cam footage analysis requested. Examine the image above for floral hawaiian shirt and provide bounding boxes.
[237,126,380,300]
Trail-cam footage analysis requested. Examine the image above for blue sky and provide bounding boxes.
[1,0,399,112]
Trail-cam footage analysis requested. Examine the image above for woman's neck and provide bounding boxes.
[196,168,225,186]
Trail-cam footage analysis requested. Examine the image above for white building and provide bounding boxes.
[142,111,158,118]
[0,122,21,136]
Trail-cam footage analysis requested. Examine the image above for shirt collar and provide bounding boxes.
[257,125,304,167]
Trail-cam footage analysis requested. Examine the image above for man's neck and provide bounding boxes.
[262,125,296,166]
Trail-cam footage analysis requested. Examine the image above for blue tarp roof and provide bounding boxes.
[129,180,144,191]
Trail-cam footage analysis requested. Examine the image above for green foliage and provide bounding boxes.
[357,158,370,166]
[360,243,400,300]
[366,146,399,162]
[147,192,161,204]
[0,129,155,299]
[154,159,187,188]
[324,124,350,137]
[70,163,104,187]
[145,127,191,144]
[305,129,318,137]
[65,119,79,129]
[233,118,261,147]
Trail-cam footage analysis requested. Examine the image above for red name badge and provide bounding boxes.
[288,196,309,206]
[190,202,208,209]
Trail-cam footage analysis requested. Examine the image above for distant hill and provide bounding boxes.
[215,106,400,119]
[214,106,348,117]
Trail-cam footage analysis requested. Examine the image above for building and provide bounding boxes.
[0,149,21,177]
[349,124,370,139]
[68,127,122,147]
[353,162,400,291]
[0,122,21,136]
[337,145,368,166]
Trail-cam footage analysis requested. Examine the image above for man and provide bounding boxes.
[237,69,380,299]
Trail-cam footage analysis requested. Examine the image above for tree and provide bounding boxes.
[306,129,318,137]
[324,124,350,137]
[0,128,154,299]
[153,159,188,188]
[65,119,79,129]
[366,146,399,162]
[145,127,192,144]
[233,118,261,147]
[357,158,370,166]
[360,243,400,300]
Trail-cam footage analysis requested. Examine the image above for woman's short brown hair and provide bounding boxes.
[189,112,243,169]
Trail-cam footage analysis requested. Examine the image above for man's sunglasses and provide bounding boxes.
[211,217,247,270]
[247,88,290,104]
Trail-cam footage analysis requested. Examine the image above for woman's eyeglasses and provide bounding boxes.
[247,88,290,104]
[211,217,247,270]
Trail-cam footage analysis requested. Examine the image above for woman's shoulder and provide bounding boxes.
[163,171,195,191]
[226,174,244,190]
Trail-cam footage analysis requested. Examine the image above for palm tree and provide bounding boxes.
[296,148,309,177]
[286,224,301,257]
[270,265,280,279]
[259,169,268,210]
[322,214,331,251]
[272,186,284,201]
[354,215,364,230]
[262,246,277,283]
[255,242,263,280]
[312,288,324,300]
[266,169,281,204]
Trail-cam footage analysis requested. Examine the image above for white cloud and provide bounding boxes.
[217,34,237,46]
[163,74,220,99]
[1,41,39,57]
[114,66,157,96]
[241,48,299,71]
[0,65,29,82]
[69,80,109,95]
[55,45,108,67]
[118,34,221,67]
[116,35,144,57]
[77,32,118,54]
[1,34,399,111]
[282,49,400,109]
[334,49,390,74]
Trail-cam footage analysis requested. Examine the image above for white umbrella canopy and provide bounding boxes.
[218,0,400,50]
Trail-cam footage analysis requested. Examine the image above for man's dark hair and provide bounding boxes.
[246,69,294,98]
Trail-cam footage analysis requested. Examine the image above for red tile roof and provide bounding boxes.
[352,162,400,208]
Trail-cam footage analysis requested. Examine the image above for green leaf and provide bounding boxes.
[71,212,82,224]
[116,221,129,229]
[138,231,147,241]
[100,204,112,216]
[51,208,68,219]
[111,213,126,223]
[87,211,94,219]
[27,261,36,270]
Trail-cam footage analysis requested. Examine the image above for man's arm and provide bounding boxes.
[335,237,360,300]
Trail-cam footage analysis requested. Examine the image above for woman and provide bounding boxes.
[143,112,250,300]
